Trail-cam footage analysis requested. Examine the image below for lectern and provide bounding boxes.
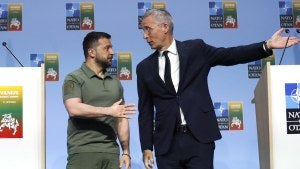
[254,62,300,169]
[0,65,45,169]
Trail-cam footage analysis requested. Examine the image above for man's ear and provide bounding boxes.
[88,48,96,58]
[161,23,169,34]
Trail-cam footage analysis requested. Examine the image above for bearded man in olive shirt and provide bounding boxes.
[63,32,135,169]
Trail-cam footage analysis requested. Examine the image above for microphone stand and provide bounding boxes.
[2,42,24,67]
[278,29,290,65]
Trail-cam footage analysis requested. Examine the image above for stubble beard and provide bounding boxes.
[95,57,111,70]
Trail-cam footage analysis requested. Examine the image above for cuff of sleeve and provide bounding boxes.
[263,41,273,55]
[122,153,131,159]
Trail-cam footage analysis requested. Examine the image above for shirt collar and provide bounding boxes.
[159,39,177,57]
[80,62,112,79]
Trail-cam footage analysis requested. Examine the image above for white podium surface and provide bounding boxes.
[0,66,45,169]
[254,63,300,169]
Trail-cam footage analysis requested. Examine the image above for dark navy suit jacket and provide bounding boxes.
[136,39,271,155]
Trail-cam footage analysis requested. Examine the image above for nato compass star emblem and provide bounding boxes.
[0,7,4,16]
[285,83,300,108]
[285,83,300,134]
[214,102,228,117]
[290,88,300,105]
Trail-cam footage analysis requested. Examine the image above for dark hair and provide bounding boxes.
[82,31,111,58]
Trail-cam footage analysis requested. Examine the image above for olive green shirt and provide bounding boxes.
[63,63,124,155]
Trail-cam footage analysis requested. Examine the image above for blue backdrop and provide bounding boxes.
[1,0,299,169]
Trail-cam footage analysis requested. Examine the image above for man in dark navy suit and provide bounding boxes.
[136,9,299,169]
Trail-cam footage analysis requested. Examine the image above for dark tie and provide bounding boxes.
[163,51,175,92]
[163,51,182,125]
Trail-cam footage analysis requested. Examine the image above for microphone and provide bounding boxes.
[2,41,24,67]
[278,29,290,65]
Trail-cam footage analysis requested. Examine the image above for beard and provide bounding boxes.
[95,56,112,69]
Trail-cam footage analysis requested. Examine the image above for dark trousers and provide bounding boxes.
[156,128,215,169]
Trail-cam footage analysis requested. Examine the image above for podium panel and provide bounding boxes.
[0,66,45,169]
[254,63,300,169]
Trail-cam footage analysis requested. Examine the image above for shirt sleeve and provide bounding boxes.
[62,74,82,101]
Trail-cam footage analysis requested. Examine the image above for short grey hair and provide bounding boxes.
[143,9,174,34]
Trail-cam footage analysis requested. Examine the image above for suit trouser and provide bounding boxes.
[156,127,215,169]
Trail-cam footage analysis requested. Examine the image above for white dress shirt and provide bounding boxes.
[158,39,186,125]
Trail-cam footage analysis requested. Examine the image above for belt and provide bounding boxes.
[176,124,190,133]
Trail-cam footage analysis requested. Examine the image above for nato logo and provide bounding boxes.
[209,1,223,28]
[66,3,80,17]
[279,1,293,15]
[209,2,223,15]
[107,59,118,78]
[30,54,44,67]
[66,3,80,30]
[138,2,151,29]
[279,1,293,28]
[0,4,8,31]
[285,83,300,134]
[0,4,8,18]
[214,102,229,130]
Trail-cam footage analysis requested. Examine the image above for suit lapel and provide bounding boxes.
[150,51,166,87]
[176,41,188,94]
